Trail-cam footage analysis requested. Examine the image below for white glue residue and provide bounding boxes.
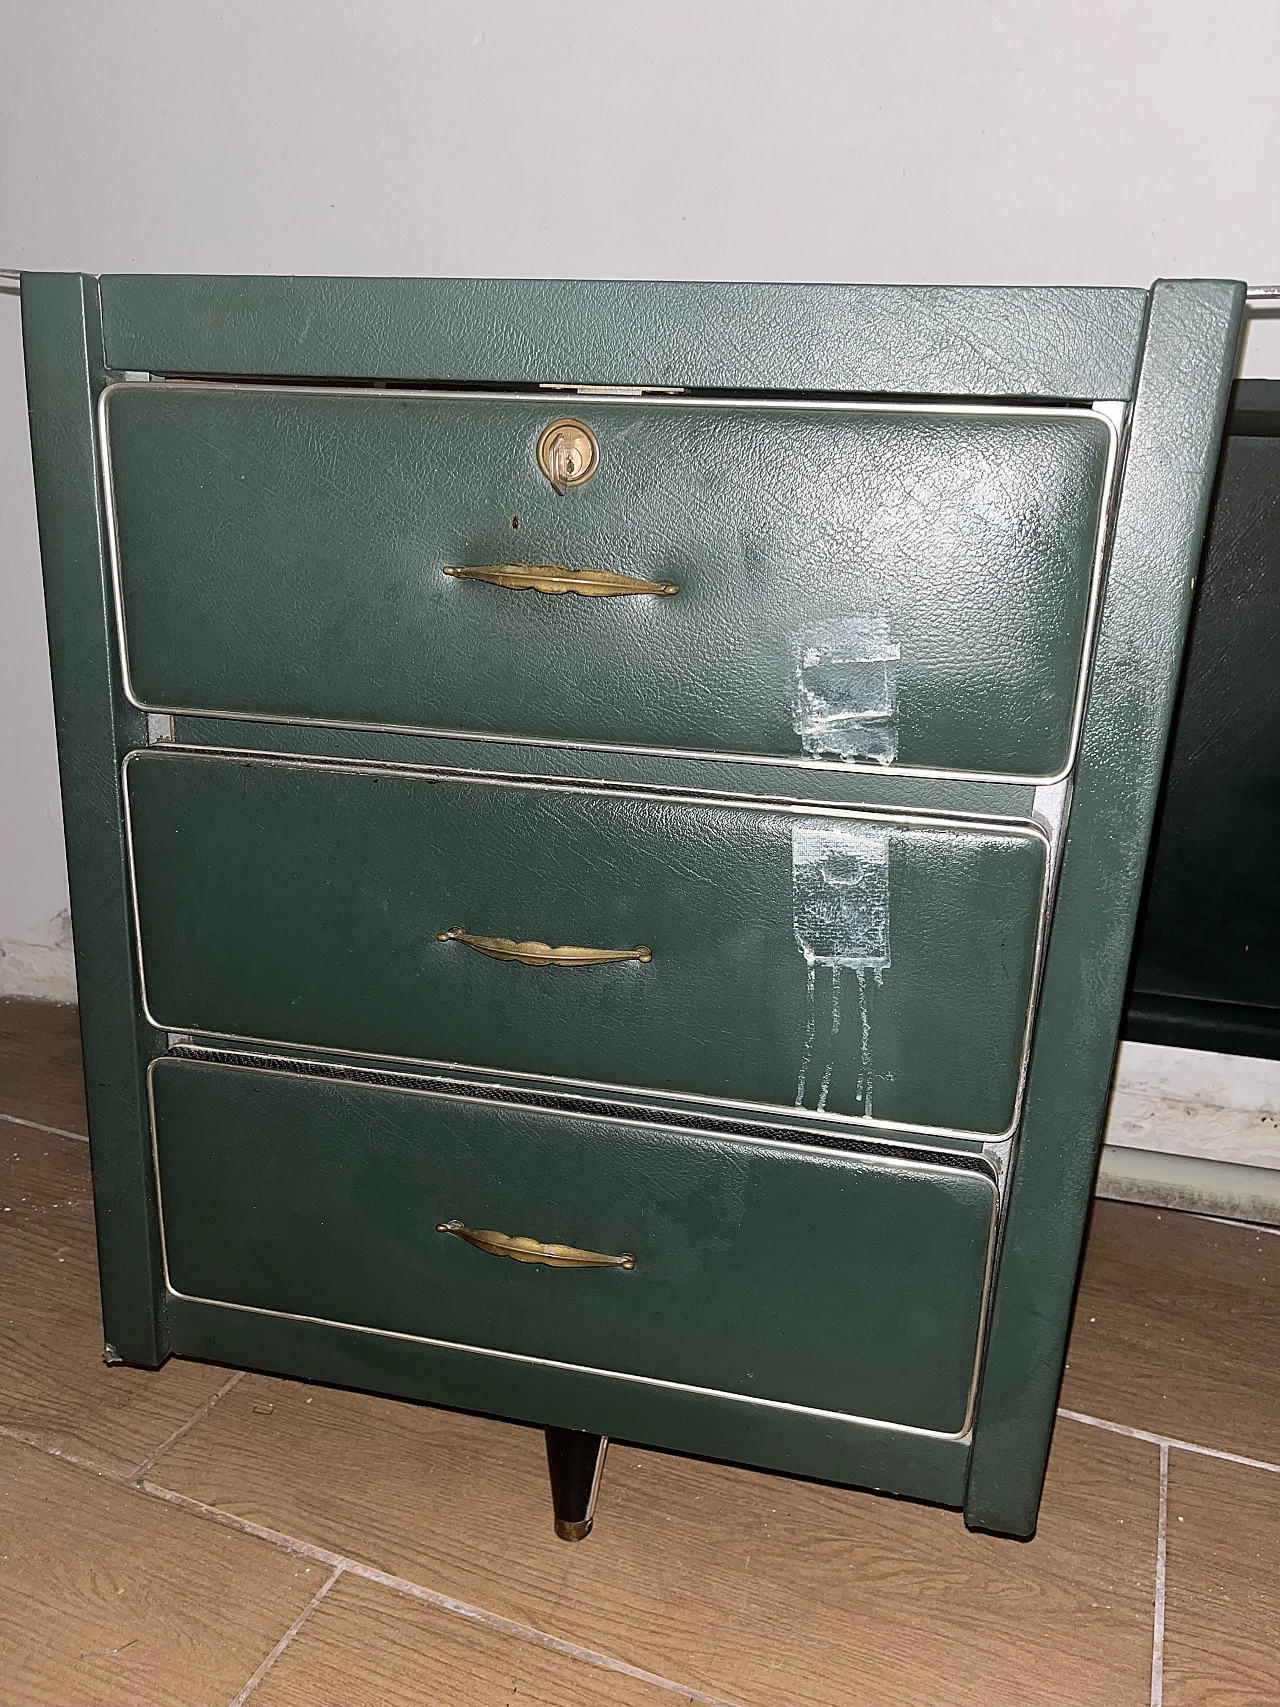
[792,821,891,1115]
[793,615,901,765]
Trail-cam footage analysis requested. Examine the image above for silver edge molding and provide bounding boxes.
[96,380,1124,792]
[146,1053,997,1443]
[120,745,1051,1147]
[159,738,1038,822]
[168,1040,1000,1169]
[162,1045,1001,1179]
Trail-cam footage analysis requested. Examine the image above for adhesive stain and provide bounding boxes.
[792,821,891,1114]
[793,615,900,764]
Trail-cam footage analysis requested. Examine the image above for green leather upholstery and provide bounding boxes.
[21,271,1243,1542]
[97,275,1149,399]
[105,385,1110,778]
[152,1055,995,1436]
[126,749,1046,1135]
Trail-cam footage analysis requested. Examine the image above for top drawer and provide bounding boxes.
[102,384,1114,780]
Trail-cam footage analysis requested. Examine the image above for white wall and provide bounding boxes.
[3,0,1280,999]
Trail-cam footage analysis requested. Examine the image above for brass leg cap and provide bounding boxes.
[554,1516,593,1544]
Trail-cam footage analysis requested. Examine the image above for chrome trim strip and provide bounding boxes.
[585,1437,608,1526]
[121,745,1051,1146]
[980,1139,1013,1196]
[166,1042,1001,1176]
[1031,777,1071,847]
[97,380,1124,790]
[1031,776,1074,885]
[147,1051,998,1442]
[155,737,1035,824]
[168,732,1040,819]
[169,1039,999,1170]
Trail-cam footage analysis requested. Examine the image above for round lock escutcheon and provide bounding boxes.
[537,418,599,492]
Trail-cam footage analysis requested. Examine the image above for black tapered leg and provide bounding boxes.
[544,1427,608,1542]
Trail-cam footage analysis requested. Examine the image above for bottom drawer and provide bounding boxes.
[151,1055,997,1436]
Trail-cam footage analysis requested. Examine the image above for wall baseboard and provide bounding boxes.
[1097,1144,1280,1227]
[1098,1040,1280,1223]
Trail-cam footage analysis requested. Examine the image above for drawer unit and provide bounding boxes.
[103,383,1114,780]
[124,748,1048,1136]
[150,1053,996,1436]
[22,272,1243,1541]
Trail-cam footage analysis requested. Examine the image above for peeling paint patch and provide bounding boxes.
[793,822,891,1113]
[793,615,900,765]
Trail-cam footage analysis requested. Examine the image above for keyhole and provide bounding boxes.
[551,434,580,489]
[536,419,598,493]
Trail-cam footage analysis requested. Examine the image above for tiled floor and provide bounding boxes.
[2,998,1277,1706]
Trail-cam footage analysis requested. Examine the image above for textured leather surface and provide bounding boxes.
[164,1288,971,1504]
[1129,425,1280,1032]
[19,275,168,1367]
[127,751,1046,1136]
[965,281,1245,1535]
[107,386,1110,777]
[98,275,1148,399]
[152,1056,994,1434]
[171,714,1040,821]
[21,270,1242,1518]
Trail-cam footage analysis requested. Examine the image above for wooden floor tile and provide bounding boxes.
[1062,1200,1280,1460]
[0,1435,319,1707]
[0,995,88,1136]
[1162,1452,1280,1706]
[150,1380,1159,1707]
[250,1570,706,1707]
[0,1125,240,1473]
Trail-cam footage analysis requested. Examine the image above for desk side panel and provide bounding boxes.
[21,271,166,1365]
[964,279,1245,1536]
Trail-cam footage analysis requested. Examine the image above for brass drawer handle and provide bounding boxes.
[437,1219,636,1271]
[443,564,678,597]
[437,927,652,968]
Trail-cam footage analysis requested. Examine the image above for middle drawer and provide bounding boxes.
[125,750,1047,1136]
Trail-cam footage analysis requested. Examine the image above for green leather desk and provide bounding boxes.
[22,275,1242,1540]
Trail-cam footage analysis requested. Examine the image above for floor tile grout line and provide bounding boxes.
[1150,1442,1168,1707]
[226,1563,344,1706]
[0,1423,120,1478]
[0,1426,742,1707]
[126,1369,247,1482]
[140,1478,744,1707]
[1058,1408,1280,1475]
[0,1109,89,1143]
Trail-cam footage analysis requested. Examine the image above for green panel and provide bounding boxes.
[23,268,1242,1531]
[20,275,167,1367]
[172,714,1040,822]
[152,1056,995,1434]
[106,387,1111,778]
[965,281,1245,1537]
[127,751,1047,1135]
[98,275,1148,399]
[166,1294,970,1505]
